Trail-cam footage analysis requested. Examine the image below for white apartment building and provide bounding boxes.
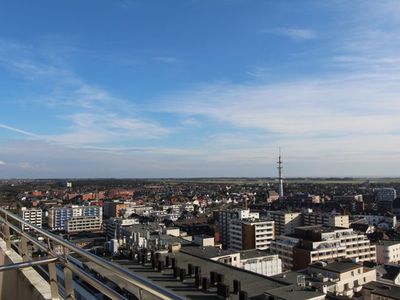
[20,207,42,231]
[48,205,102,232]
[229,218,275,251]
[336,228,376,262]
[267,211,303,235]
[272,226,376,270]
[376,240,400,264]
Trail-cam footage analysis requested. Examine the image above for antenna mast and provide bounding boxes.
[278,148,284,199]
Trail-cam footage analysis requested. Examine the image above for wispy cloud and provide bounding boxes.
[0,160,5,166]
[152,56,180,64]
[268,28,316,40]
[0,39,171,148]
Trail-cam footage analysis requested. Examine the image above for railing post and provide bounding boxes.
[20,236,29,261]
[48,262,60,300]
[4,224,11,249]
[64,266,75,300]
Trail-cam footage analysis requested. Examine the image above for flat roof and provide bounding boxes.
[85,250,285,299]
[181,245,237,259]
[264,284,325,300]
[364,281,400,299]
[309,262,361,273]
[239,249,277,260]
[378,240,400,246]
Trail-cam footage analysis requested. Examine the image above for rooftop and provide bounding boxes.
[364,281,400,299]
[264,284,325,300]
[309,262,361,273]
[377,240,400,247]
[85,251,285,299]
[239,249,278,260]
[181,245,237,259]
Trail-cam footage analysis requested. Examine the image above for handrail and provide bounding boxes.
[0,208,185,300]
[0,257,58,272]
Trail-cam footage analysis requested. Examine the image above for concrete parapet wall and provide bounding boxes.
[0,239,52,300]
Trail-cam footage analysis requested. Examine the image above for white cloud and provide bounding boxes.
[0,39,171,148]
[0,160,5,166]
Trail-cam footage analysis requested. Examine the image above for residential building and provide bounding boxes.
[20,207,42,231]
[103,201,127,218]
[376,240,400,264]
[353,214,397,230]
[270,235,300,270]
[377,264,400,286]
[105,218,139,241]
[267,211,303,235]
[48,205,102,232]
[230,218,275,251]
[292,226,376,269]
[308,261,376,298]
[362,281,400,300]
[271,225,376,270]
[303,212,350,228]
[66,216,102,233]
[217,208,258,249]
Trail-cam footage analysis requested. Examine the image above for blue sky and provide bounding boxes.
[1,0,400,178]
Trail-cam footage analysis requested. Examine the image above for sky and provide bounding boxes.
[1,0,400,178]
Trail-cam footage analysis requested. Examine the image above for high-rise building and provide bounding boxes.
[218,208,259,249]
[20,207,42,231]
[229,218,275,251]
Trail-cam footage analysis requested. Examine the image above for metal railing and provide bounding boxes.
[0,208,185,300]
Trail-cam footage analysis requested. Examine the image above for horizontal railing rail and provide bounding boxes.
[0,207,185,300]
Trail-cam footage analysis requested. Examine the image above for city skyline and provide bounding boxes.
[1,1,400,178]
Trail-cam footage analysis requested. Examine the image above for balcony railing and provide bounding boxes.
[0,207,184,300]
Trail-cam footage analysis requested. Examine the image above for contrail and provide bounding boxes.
[0,123,40,137]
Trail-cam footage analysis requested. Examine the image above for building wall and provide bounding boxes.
[268,211,302,235]
[376,242,400,264]
[241,255,282,276]
[242,223,255,250]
